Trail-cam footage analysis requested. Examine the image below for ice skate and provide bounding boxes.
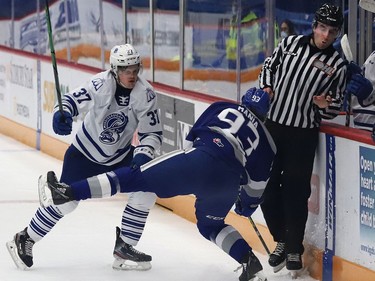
[289,267,308,279]
[268,242,286,273]
[38,171,73,207]
[6,227,35,270]
[238,251,267,281]
[286,253,305,279]
[112,227,152,271]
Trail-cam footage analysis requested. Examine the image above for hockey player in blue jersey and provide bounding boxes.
[38,87,276,281]
[7,44,162,271]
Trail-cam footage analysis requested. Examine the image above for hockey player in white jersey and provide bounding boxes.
[343,1,375,132]
[347,52,375,131]
[340,0,375,132]
[6,44,162,271]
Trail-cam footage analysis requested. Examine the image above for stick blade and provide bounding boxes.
[340,34,353,62]
[360,0,375,13]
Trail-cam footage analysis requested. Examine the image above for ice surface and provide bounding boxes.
[0,133,317,281]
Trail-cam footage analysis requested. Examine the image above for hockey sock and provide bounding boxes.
[70,178,93,200]
[121,205,150,245]
[28,206,64,242]
[70,171,120,200]
[212,225,251,263]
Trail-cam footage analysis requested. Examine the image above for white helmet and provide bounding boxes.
[110,44,141,78]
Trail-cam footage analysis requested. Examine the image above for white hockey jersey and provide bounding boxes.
[56,70,162,165]
[352,51,375,131]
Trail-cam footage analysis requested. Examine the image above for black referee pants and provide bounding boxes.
[261,120,319,255]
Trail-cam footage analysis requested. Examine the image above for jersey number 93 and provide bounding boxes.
[217,108,260,156]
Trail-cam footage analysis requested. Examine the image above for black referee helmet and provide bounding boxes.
[314,3,344,29]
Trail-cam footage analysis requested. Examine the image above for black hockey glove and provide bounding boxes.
[234,188,263,217]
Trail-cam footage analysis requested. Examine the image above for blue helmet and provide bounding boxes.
[241,87,270,120]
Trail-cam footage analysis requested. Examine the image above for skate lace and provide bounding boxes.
[287,253,300,262]
[272,242,285,256]
[128,245,146,256]
[24,239,34,256]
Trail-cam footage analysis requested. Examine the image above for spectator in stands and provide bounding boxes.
[226,2,263,69]
[279,19,296,41]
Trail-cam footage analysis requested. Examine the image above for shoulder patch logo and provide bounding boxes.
[146,88,156,102]
[92,78,105,91]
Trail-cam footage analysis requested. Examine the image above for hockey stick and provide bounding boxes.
[341,34,354,73]
[45,0,63,113]
[359,0,375,13]
[248,217,271,255]
[341,34,354,127]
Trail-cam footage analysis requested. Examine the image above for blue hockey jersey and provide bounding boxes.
[186,101,276,198]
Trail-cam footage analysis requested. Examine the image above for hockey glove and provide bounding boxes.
[234,188,263,217]
[130,145,155,169]
[52,110,73,135]
[346,61,362,80]
[347,74,374,107]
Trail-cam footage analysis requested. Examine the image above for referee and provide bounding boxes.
[258,3,346,275]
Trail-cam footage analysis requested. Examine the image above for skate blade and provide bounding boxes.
[272,260,286,273]
[289,267,308,279]
[112,258,152,271]
[6,240,29,270]
[253,270,268,281]
[38,174,53,208]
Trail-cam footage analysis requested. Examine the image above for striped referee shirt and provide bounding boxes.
[259,34,347,128]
